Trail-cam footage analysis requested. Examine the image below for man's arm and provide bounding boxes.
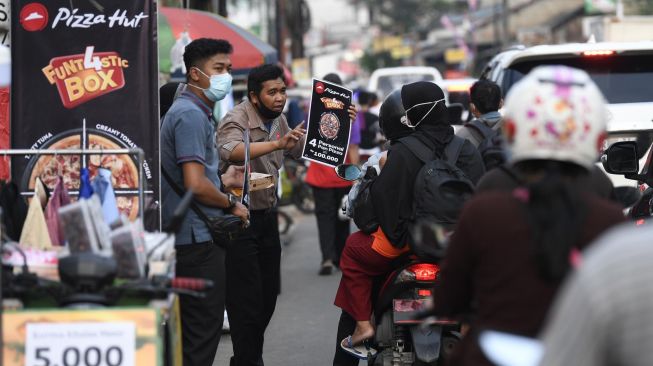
[226,122,307,162]
[181,162,249,221]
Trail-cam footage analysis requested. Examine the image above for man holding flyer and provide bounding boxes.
[218,64,356,366]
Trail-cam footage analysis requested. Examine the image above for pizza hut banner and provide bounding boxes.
[301,78,352,168]
[11,1,159,227]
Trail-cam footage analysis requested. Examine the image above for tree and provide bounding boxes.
[350,0,467,34]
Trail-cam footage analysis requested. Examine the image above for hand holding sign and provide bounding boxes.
[276,122,307,151]
[348,105,357,124]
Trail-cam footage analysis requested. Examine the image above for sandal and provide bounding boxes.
[340,335,377,360]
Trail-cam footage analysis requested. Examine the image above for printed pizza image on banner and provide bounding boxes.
[301,79,353,167]
[11,0,159,228]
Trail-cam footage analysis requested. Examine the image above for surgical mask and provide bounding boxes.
[255,99,283,120]
[400,98,445,129]
[188,68,232,102]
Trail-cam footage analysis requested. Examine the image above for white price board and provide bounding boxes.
[26,322,136,366]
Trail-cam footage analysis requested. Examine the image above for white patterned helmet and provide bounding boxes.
[503,65,608,170]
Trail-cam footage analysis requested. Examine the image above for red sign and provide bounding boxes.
[315,81,325,94]
[19,3,49,32]
[41,47,128,109]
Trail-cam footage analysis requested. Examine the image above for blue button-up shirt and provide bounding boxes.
[160,91,223,245]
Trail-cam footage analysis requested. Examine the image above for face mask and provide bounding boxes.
[400,98,445,129]
[255,97,283,120]
[188,68,232,102]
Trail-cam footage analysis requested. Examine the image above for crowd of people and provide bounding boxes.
[161,37,645,366]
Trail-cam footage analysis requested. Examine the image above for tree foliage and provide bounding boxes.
[350,0,467,34]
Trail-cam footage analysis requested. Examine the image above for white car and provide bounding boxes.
[368,66,444,101]
[481,41,653,187]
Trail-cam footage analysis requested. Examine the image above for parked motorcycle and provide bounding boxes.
[335,164,460,365]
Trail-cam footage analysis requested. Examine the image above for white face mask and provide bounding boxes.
[400,98,445,129]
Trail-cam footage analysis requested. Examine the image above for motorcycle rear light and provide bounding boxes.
[636,219,646,226]
[582,50,615,56]
[418,289,432,297]
[408,263,439,281]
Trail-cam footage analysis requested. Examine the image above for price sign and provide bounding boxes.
[26,322,136,366]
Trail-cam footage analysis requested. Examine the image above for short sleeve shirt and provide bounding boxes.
[160,91,223,245]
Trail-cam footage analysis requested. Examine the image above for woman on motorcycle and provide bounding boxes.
[431,66,626,366]
[333,81,484,362]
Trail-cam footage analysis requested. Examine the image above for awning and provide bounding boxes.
[158,7,278,76]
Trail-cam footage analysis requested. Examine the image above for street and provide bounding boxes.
[214,209,344,365]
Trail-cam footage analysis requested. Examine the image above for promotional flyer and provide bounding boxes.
[11,1,159,227]
[301,78,353,167]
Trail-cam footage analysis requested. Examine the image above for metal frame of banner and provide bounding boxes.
[0,148,146,223]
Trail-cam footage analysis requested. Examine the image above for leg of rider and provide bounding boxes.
[333,186,352,267]
[312,186,338,265]
[333,310,359,366]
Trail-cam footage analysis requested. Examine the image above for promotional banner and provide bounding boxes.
[302,78,352,167]
[11,1,159,227]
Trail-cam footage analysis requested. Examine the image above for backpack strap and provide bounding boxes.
[444,135,465,164]
[465,119,494,143]
[396,135,432,164]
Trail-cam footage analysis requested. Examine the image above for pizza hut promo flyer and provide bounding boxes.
[301,79,353,168]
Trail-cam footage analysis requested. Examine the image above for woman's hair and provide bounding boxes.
[514,160,588,282]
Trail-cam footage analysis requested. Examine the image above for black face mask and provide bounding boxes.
[255,99,283,120]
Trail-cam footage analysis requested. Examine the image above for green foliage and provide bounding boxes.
[353,0,467,34]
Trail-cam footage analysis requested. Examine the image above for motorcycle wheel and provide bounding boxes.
[292,184,315,214]
[278,210,292,236]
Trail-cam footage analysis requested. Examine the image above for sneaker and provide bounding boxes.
[319,260,334,276]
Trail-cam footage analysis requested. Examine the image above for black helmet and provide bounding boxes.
[379,89,413,141]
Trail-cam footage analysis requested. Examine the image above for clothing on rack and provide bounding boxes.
[20,178,53,249]
[91,167,120,225]
[44,176,71,246]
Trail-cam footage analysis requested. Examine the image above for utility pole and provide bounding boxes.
[275,0,288,64]
[502,0,509,49]
[218,0,228,17]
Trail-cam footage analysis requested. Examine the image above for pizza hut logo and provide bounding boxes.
[42,46,128,109]
[20,3,49,32]
[315,82,325,94]
[319,112,340,140]
[320,97,345,110]
[51,7,148,29]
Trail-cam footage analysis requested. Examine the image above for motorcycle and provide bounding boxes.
[335,164,460,366]
[1,191,210,366]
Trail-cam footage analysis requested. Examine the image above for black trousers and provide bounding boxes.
[312,186,351,265]
[175,242,226,366]
[226,210,281,366]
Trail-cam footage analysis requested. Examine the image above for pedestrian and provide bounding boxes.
[538,222,651,366]
[334,81,484,362]
[356,90,382,161]
[217,64,307,366]
[455,79,504,148]
[305,73,359,275]
[430,66,626,366]
[160,38,249,366]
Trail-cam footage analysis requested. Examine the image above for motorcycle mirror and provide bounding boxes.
[164,190,194,233]
[601,141,639,175]
[334,164,362,181]
[479,330,543,366]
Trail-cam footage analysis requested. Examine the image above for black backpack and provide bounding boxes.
[465,119,506,171]
[398,135,475,230]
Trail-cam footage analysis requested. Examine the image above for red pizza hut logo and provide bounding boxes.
[320,97,345,110]
[42,46,128,109]
[315,82,325,94]
[319,112,340,140]
[20,3,49,32]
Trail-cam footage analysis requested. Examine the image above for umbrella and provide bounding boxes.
[158,7,278,76]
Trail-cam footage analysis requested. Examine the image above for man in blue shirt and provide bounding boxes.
[160,38,248,366]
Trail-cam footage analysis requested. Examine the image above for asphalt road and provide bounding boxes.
[213,209,346,366]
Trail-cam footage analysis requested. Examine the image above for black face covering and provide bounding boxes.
[255,99,283,120]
